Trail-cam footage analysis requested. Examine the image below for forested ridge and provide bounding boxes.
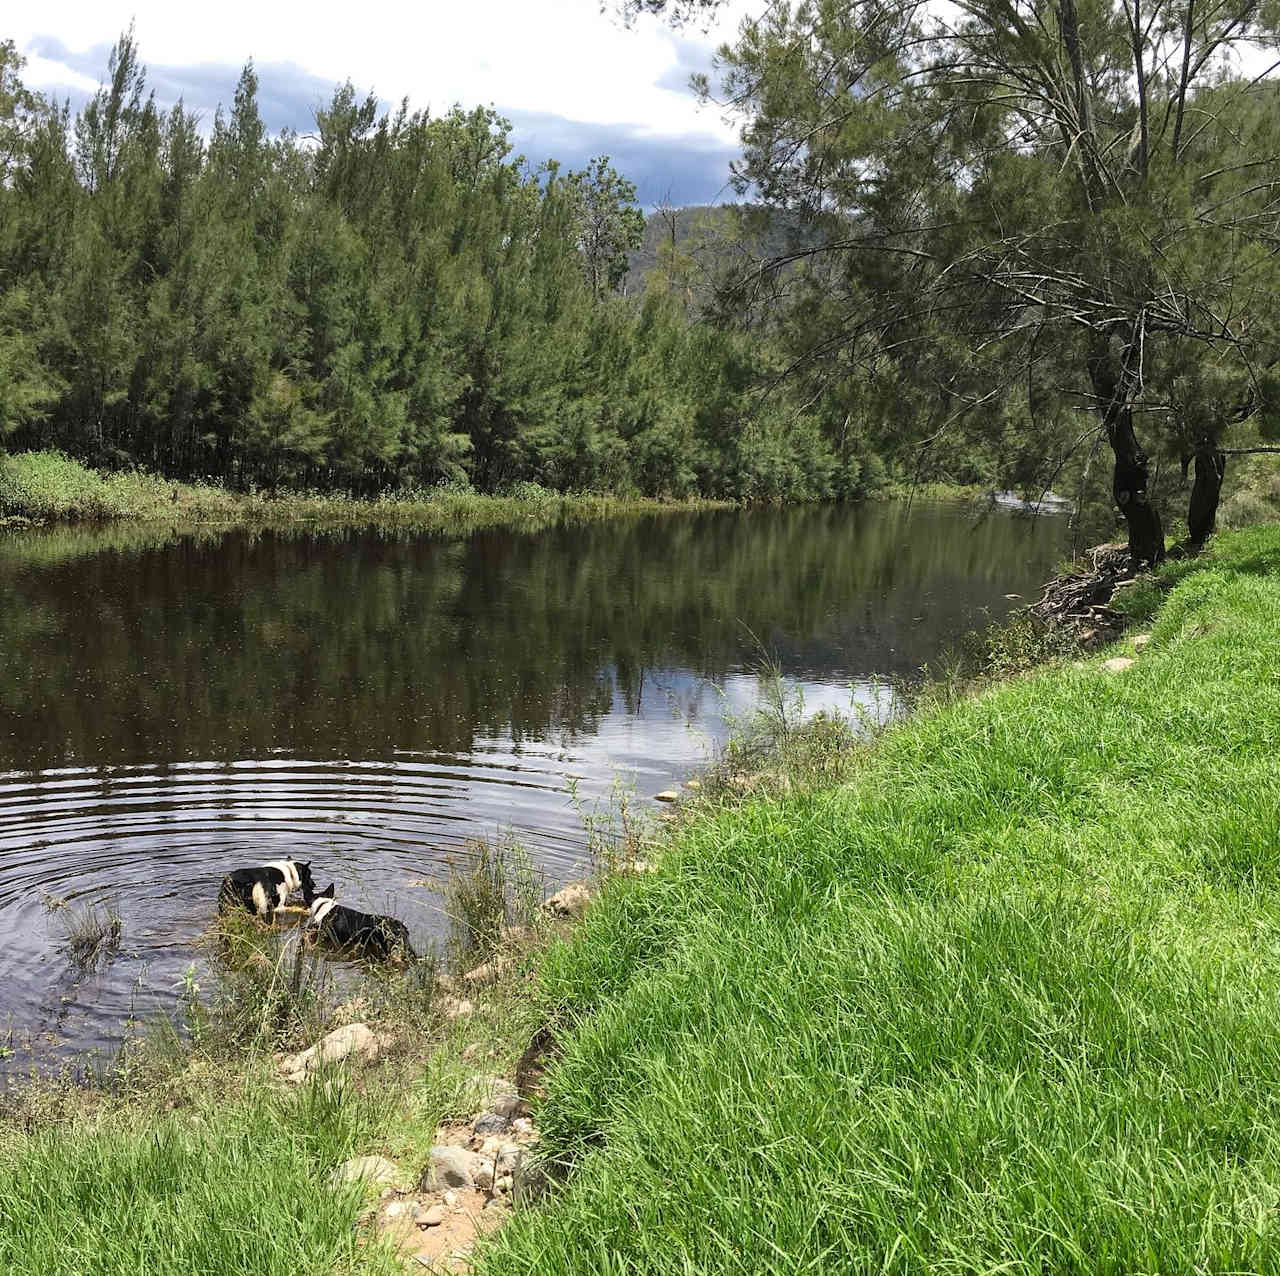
[0,33,866,503]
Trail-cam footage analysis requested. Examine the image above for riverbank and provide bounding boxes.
[3,524,1278,1273]
[0,450,1010,536]
[480,522,1280,1273]
[0,450,730,534]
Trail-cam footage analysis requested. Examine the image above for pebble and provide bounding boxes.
[329,1155,402,1190]
[1101,656,1136,674]
[473,1111,511,1136]
[419,1145,480,1192]
[541,882,593,919]
[443,1190,458,1208]
[654,789,680,803]
[1133,633,1152,652]
[419,1204,445,1228]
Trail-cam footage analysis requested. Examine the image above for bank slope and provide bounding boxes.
[483,525,1280,1275]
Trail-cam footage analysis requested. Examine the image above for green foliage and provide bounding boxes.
[481,524,1280,1276]
[0,35,865,504]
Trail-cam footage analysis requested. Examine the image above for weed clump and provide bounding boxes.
[48,896,123,973]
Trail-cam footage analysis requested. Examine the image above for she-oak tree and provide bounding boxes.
[629,0,1280,559]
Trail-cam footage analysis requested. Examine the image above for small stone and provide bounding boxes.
[654,789,680,803]
[511,1117,534,1137]
[683,778,701,790]
[1101,657,1136,674]
[473,1111,511,1136]
[462,955,513,984]
[541,883,593,919]
[500,923,539,947]
[419,1204,445,1228]
[383,1200,416,1221]
[443,1190,458,1207]
[440,996,474,1020]
[419,1145,481,1192]
[473,1163,495,1192]
[511,1155,554,1206]
[280,1023,384,1081]
[468,1074,519,1107]
[485,1196,510,1212]
[490,1093,524,1119]
[1133,633,1152,652]
[330,1155,403,1190]
[496,1174,513,1194]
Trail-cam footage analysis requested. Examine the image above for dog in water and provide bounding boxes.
[303,882,416,962]
[218,859,314,922]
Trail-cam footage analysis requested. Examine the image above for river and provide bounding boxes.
[0,500,1066,1074]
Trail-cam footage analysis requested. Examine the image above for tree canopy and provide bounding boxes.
[630,0,1280,553]
[0,31,872,503]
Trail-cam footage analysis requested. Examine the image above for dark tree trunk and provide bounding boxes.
[1087,335,1165,566]
[1188,448,1225,547]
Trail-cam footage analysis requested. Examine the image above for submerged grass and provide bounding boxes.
[475,522,1280,1275]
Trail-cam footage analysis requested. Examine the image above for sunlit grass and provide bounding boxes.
[479,523,1280,1275]
[0,450,728,533]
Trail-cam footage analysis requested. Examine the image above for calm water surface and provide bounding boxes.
[0,502,1065,1072]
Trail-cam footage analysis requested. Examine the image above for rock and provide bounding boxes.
[500,923,539,947]
[683,778,701,790]
[280,1023,384,1081]
[439,996,474,1020]
[511,1154,554,1206]
[472,1163,495,1192]
[511,1117,535,1137]
[654,789,680,803]
[467,1074,519,1108]
[443,1190,458,1208]
[1133,633,1152,652]
[541,882,593,920]
[330,1155,402,1190]
[473,1111,511,1136]
[383,1200,417,1222]
[461,954,513,984]
[495,1174,513,1194]
[419,1146,481,1192]
[485,1196,510,1212]
[489,1093,524,1119]
[419,1204,445,1228]
[1101,657,1136,674]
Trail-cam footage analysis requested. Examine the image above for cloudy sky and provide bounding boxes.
[11,0,755,207]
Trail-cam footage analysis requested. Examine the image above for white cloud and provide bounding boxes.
[13,0,751,144]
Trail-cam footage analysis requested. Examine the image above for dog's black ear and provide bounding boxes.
[321,882,336,898]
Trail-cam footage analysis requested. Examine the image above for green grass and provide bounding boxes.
[0,1076,403,1276]
[477,523,1280,1275]
[0,450,725,534]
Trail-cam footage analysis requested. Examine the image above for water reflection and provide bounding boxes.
[0,502,1065,1069]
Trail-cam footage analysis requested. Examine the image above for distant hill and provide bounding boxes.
[622,204,824,297]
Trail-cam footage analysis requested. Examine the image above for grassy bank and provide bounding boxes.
[477,523,1280,1274]
[0,450,727,533]
[5,525,1280,1273]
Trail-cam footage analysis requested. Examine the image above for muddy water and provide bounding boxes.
[0,502,1066,1072]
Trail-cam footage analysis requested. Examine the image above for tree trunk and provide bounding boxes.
[1087,335,1165,566]
[1188,448,1225,547]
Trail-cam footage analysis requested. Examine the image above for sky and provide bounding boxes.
[11,0,755,208]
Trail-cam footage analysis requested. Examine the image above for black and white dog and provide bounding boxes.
[303,882,417,962]
[218,859,314,922]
